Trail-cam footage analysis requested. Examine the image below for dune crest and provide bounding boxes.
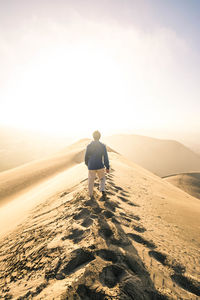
[0,139,89,206]
[0,125,73,172]
[0,139,116,207]
[163,172,200,200]
[0,142,199,299]
[104,134,200,177]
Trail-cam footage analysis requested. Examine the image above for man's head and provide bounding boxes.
[93,130,101,141]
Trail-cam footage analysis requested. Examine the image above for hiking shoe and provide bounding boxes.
[102,191,106,199]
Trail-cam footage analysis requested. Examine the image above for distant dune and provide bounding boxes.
[0,126,72,172]
[0,139,115,206]
[0,138,199,299]
[0,139,86,206]
[163,172,200,200]
[104,134,200,177]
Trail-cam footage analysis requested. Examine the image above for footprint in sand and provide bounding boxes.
[128,233,156,249]
[111,216,121,225]
[170,273,200,296]
[118,195,129,203]
[104,199,120,212]
[96,249,118,263]
[76,284,105,299]
[118,195,139,207]
[102,209,114,219]
[81,217,93,228]
[120,211,140,221]
[148,250,185,273]
[106,190,115,196]
[113,185,125,193]
[99,265,125,288]
[107,180,114,185]
[83,199,95,207]
[98,224,114,239]
[119,191,130,197]
[132,225,146,233]
[124,254,149,276]
[73,208,91,220]
[61,228,88,243]
[56,248,95,279]
[111,236,132,247]
[147,249,200,296]
[128,201,140,207]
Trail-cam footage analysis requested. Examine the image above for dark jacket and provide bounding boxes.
[85,140,110,170]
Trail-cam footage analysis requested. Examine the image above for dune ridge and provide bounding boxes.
[0,141,199,299]
[0,139,115,206]
[0,125,73,172]
[104,134,200,177]
[0,150,79,206]
[163,172,200,200]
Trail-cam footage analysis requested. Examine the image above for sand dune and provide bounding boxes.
[104,134,200,177]
[0,139,88,206]
[0,126,72,172]
[0,139,116,207]
[163,172,200,200]
[0,140,200,299]
[0,141,82,206]
[0,163,88,239]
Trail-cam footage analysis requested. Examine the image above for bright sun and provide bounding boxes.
[2,44,136,136]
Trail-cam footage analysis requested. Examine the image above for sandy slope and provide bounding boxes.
[0,139,115,207]
[0,163,87,238]
[163,172,200,200]
[0,139,89,206]
[0,143,200,299]
[104,134,200,177]
[0,126,73,172]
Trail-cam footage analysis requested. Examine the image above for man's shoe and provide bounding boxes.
[102,191,106,199]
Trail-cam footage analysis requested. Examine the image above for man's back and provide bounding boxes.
[85,131,110,197]
[85,140,109,170]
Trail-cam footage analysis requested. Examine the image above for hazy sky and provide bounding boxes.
[0,0,199,138]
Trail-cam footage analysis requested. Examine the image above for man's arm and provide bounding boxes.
[85,146,89,166]
[103,145,110,170]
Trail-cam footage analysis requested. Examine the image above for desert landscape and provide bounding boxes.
[163,172,200,200]
[1,0,200,299]
[104,135,200,177]
[0,126,72,173]
[0,139,200,299]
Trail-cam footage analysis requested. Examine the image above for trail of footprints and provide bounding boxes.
[1,171,200,299]
[101,173,200,298]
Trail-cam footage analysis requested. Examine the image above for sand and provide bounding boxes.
[0,139,88,207]
[104,134,200,177]
[163,172,200,200]
[0,126,73,172]
[0,141,200,299]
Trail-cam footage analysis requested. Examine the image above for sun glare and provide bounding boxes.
[2,17,192,138]
[2,43,138,136]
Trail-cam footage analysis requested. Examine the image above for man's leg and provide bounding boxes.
[97,168,106,193]
[88,170,96,197]
[100,176,106,192]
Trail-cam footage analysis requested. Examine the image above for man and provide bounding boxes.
[85,130,110,198]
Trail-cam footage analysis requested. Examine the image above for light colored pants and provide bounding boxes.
[88,168,106,197]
